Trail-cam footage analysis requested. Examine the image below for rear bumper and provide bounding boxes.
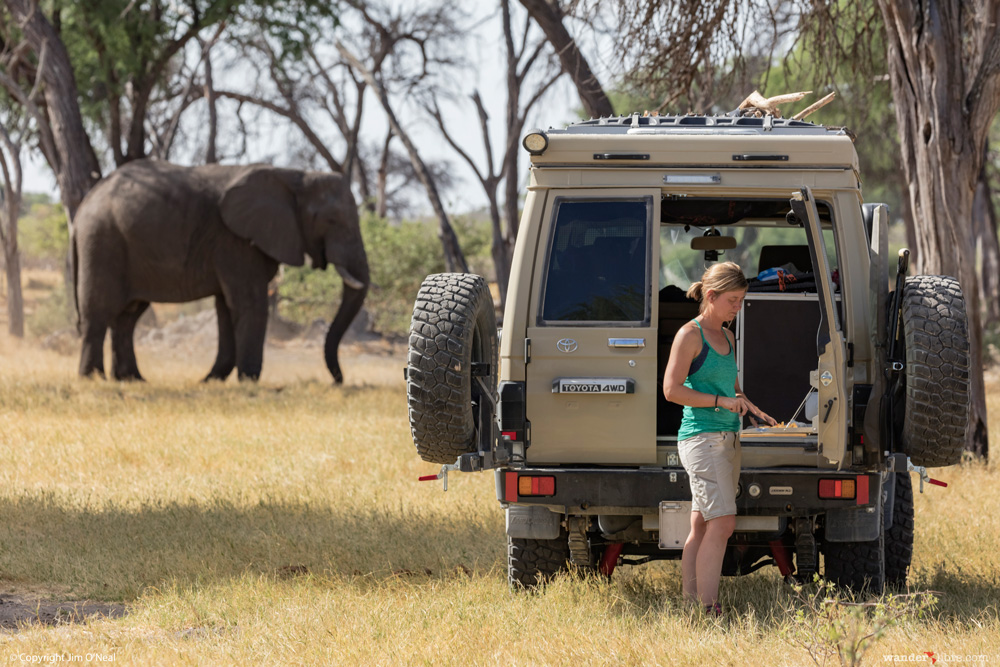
[495,467,880,516]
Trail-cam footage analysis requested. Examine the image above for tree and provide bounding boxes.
[517,0,612,118]
[877,0,1000,458]
[565,0,994,458]
[0,120,24,336]
[58,0,239,167]
[426,0,562,304]
[334,0,470,273]
[974,158,1000,329]
[1,0,102,221]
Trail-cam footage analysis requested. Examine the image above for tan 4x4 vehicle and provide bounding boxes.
[406,113,971,592]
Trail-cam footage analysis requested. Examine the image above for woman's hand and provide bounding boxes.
[719,394,777,426]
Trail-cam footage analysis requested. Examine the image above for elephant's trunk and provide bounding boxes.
[324,252,369,384]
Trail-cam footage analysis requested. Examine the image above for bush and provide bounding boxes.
[277,212,494,338]
[27,286,74,338]
[18,201,69,268]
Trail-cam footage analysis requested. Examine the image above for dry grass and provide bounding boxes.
[0,326,997,665]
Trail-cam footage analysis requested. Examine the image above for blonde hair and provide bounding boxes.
[687,262,748,313]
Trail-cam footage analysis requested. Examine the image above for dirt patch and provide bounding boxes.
[0,594,127,630]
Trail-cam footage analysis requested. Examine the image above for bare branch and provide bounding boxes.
[336,37,468,273]
[215,89,343,173]
[0,68,59,171]
[424,95,487,186]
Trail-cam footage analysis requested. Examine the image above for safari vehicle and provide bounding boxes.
[406,112,970,592]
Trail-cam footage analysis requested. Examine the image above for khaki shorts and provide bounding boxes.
[677,431,741,521]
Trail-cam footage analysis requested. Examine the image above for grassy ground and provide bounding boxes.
[0,319,998,664]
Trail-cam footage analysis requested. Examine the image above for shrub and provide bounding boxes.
[18,201,69,268]
[27,285,74,338]
[277,212,493,337]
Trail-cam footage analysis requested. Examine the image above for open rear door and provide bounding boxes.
[863,204,889,452]
[790,188,849,466]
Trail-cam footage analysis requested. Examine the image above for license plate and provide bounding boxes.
[552,378,634,394]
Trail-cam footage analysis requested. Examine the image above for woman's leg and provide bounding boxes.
[681,511,707,602]
[696,514,736,605]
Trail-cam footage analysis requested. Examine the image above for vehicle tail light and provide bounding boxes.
[517,475,555,497]
[818,478,856,499]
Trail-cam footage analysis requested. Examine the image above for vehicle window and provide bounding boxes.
[540,198,650,324]
[658,199,838,293]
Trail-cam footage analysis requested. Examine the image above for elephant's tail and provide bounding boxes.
[71,226,80,335]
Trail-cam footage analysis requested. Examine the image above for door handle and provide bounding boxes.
[608,338,645,349]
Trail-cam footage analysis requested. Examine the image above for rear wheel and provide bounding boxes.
[407,274,498,464]
[508,532,571,589]
[824,530,885,594]
[884,472,915,588]
[893,275,970,467]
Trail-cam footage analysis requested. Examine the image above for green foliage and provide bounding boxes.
[236,0,342,60]
[361,214,446,335]
[26,285,73,337]
[18,201,68,265]
[55,0,238,130]
[781,576,938,667]
[450,213,494,278]
[278,212,498,338]
[277,264,343,328]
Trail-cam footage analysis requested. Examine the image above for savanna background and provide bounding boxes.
[0,208,998,665]
[2,0,1000,664]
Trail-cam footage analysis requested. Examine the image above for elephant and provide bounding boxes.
[72,158,369,383]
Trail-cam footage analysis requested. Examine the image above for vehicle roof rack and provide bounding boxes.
[551,113,845,136]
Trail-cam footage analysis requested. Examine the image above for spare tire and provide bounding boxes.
[407,273,498,464]
[894,275,970,467]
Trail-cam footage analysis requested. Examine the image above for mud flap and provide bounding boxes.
[825,492,882,542]
[506,504,561,540]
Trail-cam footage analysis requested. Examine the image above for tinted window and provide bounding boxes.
[541,199,650,323]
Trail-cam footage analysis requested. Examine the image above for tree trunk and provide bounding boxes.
[878,0,1000,460]
[0,129,24,337]
[3,244,24,338]
[0,181,24,337]
[204,43,219,164]
[7,0,101,220]
[517,0,613,118]
[376,129,392,218]
[974,158,1000,327]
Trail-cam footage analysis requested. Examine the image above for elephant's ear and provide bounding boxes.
[219,168,305,266]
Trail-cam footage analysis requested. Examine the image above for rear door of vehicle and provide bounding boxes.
[790,187,849,466]
[525,190,660,465]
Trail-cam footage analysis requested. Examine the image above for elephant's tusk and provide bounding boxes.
[336,267,366,291]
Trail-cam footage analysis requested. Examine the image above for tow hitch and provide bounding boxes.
[907,458,948,493]
[418,462,460,491]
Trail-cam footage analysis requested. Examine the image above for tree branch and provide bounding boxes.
[215,89,343,173]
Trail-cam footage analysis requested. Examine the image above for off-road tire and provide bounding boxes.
[407,273,498,464]
[895,275,970,467]
[824,529,885,594]
[884,472,914,589]
[508,533,571,589]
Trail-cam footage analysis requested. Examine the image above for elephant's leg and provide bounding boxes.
[78,317,109,379]
[204,295,236,382]
[232,293,268,381]
[111,301,149,381]
[217,250,277,382]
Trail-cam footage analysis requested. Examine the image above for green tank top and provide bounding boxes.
[677,319,741,440]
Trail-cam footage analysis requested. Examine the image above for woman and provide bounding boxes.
[662,261,776,615]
